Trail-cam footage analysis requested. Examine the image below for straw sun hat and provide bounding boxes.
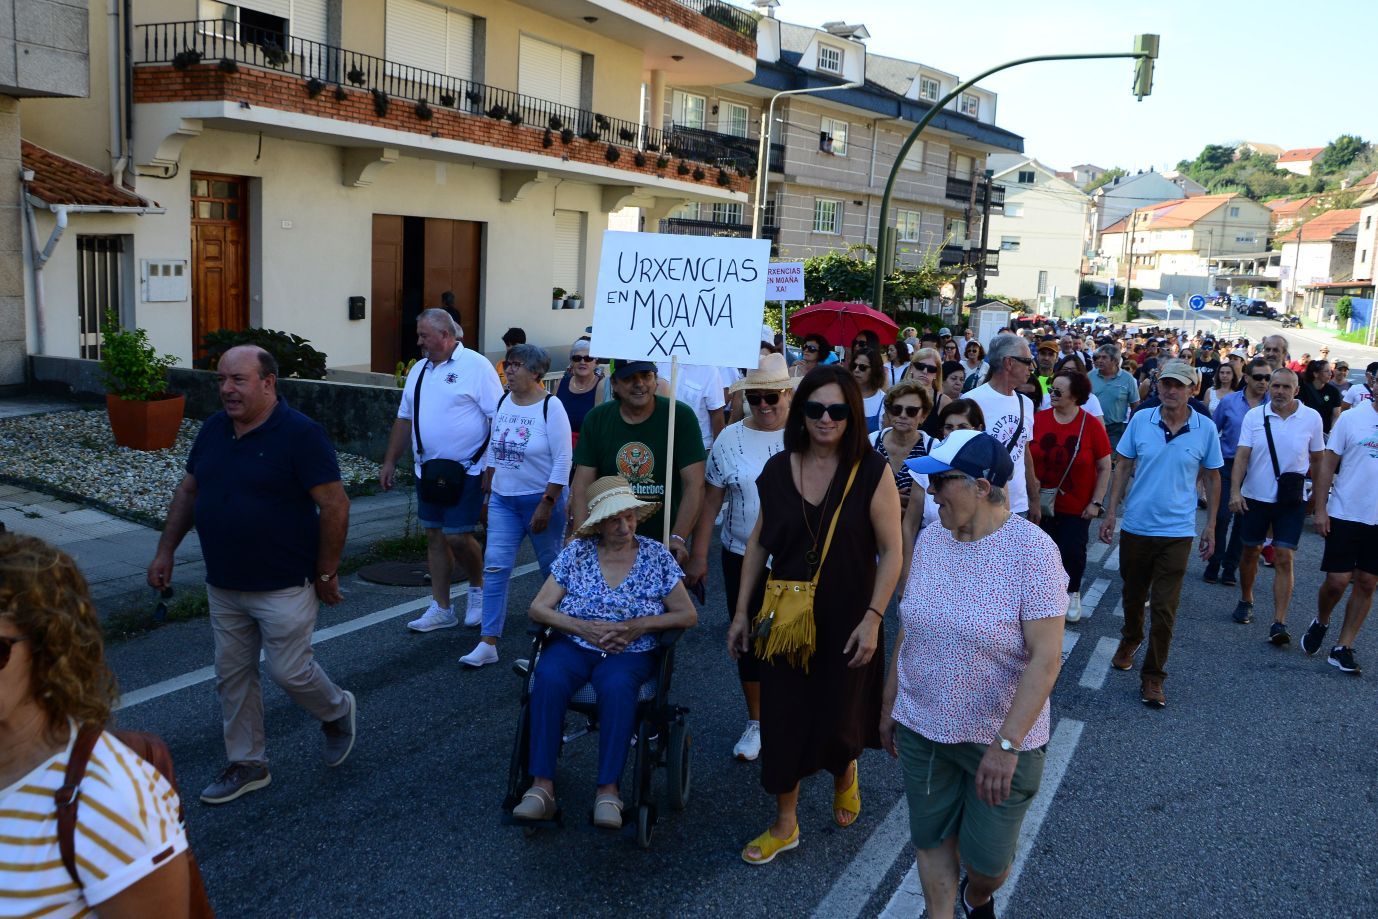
[575,475,661,538]
[728,352,796,393]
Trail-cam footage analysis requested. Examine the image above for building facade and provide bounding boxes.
[982,157,1087,308]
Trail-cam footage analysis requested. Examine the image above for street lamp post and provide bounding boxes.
[869,36,1160,309]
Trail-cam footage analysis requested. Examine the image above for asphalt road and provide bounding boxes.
[104,513,1378,918]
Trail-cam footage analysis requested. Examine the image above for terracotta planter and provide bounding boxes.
[106,393,186,451]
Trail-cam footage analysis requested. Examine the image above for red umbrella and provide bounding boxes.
[788,301,898,347]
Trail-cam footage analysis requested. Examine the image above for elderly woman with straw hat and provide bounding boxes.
[514,476,698,829]
[687,353,794,763]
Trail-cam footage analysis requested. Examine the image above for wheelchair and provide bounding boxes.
[501,626,692,848]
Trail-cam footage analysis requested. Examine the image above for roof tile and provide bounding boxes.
[21,141,153,209]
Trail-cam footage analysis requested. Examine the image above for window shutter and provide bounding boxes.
[559,47,581,108]
[520,35,580,107]
[238,0,291,19]
[290,0,328,43]
[447,11,474,81]
[386,0,447,73]
[552,210,585,294]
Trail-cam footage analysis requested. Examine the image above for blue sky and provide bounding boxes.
[769,0,1374,173]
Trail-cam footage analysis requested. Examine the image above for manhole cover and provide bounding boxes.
[357,561,431,587]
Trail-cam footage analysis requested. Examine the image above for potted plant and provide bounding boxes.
[552,287,567,310]
[98,310,184,451]
[563,292,583,310]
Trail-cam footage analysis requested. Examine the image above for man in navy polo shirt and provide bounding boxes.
[149,345,355,805]
[1099,359,1223,709]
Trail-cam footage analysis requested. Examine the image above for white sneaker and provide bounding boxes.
[459,641,499,668]
[463,588,483,628]
[407,602,458,632]
[1066,592,1082,623]
[733,721,761,761]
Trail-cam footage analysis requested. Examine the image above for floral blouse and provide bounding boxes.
[550,535,684,654]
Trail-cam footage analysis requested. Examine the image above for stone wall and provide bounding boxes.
[30,355,406,461]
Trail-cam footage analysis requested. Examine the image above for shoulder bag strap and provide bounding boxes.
[55,726,104,886]
[1262,411,1283,479]
[1053,411,1089,495]
[412,363,428,458]
[811,461,861,586]
[543,392,551,421]
[1006,394,1026,456]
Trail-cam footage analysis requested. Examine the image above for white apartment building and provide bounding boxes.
[982,157,1088,307]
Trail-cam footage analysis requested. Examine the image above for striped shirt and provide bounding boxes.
[0,726,187,917]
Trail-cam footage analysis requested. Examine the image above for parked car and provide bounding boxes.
[1244,300,1277,319]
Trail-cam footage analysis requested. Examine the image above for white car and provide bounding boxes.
[1071,313,1112,331]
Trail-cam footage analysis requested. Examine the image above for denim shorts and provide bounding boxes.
[417,475,483,534]
[1240,499,1305,550]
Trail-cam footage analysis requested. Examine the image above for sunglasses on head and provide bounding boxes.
[0,635,29,672]
[804,400,850,421]
[889,404,922,418]
[912,363,938,374]
[569,354,595,363]
[745,392,782,406]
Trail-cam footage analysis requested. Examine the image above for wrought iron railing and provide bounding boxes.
[134,21,756,171]
[667,0,759,40]
[944,175,1005,209]
[659,216,777,239]
[768,142,785,173]
[939,244,1000,271]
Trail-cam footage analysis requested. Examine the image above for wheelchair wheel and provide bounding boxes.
[635,803,655,849]
[666,720,691,812]
[505,704,531,804]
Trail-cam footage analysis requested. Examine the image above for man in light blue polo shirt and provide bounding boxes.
[1099,359,1223,709]
[1091,344,1140,449]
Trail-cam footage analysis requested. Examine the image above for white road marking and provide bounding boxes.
[1080,577,1111,618]
[1087,541,1110,564]
[114,564,540,711]
[1103,546,1120,572]
[811,796,914,919]
[1078,637,1120,691]
[878,719,1086,918]
[1061,630,1080,664]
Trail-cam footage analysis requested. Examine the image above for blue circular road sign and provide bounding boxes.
[1188,295,1207,312]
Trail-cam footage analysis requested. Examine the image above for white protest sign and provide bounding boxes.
[766,261,804,301]
[590,231,770,369]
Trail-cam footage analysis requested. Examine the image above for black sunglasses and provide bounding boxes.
[569,355,595,363]
[0,635,29,671]
[889,404,922,417]
[912,363,939,374]
[1250,373,1270,382]
[931,472,972,487]
[1010,356,1035,366]
[745,392,782,406]
[851,362,872,371]
[803,344,820,353]
[1049,387,1065,397]
[804,401,850,421]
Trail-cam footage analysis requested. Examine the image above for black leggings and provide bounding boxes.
[721,548,765,683]
[1044,513,1091,594]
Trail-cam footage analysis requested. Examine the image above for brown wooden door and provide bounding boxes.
[371,215,404,373]
[190,173,248,359]
[423,218,482,345]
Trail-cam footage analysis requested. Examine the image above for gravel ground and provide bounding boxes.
[0,409,382,525]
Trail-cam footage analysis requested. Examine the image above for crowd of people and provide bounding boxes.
[6,299,1378,918]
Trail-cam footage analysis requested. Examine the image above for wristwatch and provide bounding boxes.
[319,572,336,583]
[1092,501,1105,517]
[996,733,1018,753]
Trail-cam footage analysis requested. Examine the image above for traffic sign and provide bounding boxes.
[1188,294,1207,312]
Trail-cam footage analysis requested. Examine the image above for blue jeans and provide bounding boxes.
[528,637,657,786]
[481,491,566,638]
[1208,458,1244,575]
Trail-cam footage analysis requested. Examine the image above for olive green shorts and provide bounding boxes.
[895,723,1046,879]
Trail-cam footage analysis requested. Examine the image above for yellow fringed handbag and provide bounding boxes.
[752,461,859,672]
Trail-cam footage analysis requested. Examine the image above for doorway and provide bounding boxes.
[190,173,249,358]
[370,215,482,373]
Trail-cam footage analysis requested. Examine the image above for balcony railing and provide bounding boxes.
[768,142,785,173]
[939,245,1000,272]
[944,176,1005,209]
[667,0,759,40]
[135,21,757,172]
[659,217,777,240]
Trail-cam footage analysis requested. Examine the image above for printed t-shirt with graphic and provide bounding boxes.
[706,421,786,555]
[1115,406,1224,538]
[1030,408,1112,515]
[892,515,1067,750]
[397,344,503,477]
[966,383,1035,513]
[486,393,573,496]
[1342,384,1373,407]
[1236,402,1324,503]
[573,396,707,539]
[656,362,725,449]
[1324,403,1378,526]
[550,535,684,654]
[0,727,188,918]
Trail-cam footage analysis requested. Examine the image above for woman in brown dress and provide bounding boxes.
[728,364,903,864]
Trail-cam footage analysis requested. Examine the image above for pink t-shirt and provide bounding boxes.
[892,514,1067,750]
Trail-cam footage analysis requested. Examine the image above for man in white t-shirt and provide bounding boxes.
[1341,361,1377,411]
[1227,368,1324,644]
[967,333,1040,522]
[1305,372,1378,674]
[657,361,726,450]
[380,309,503,632]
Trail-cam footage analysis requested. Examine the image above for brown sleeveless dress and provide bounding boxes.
[754,449,887,795]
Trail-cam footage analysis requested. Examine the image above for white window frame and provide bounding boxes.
[672,90,707,129]
[1000,236,1021,252]
[950,153,974,181]
[817,44,843,74]
[960,93,979,117]
[1037,270,1048,295]
[813,198,842,234]
[711,202,744,224]
[895,209,921,241]
[1003,202,1023,218]
[918,76,940,102]
[1228,206,1241,218]
[820,117,848,157]
[945,216,967,244]
[719,100,749,138]
[899,140,925,172]
[1017,170,1035,184]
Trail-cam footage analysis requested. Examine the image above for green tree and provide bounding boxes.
[1188,144,1236,176]
[1316,135,1368,175]
[800,244,945,311]
[1084,167,1126,192]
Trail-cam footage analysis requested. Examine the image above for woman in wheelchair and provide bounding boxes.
[514,476,697,829]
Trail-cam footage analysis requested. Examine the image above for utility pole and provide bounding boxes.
[975,170,995,304]
[1122,208,1137,317]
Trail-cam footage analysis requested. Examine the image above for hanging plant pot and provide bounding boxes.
[306,77,325,97]
[465,89,483,105]
[172,49,202,70]
[677,161,691,176]
[106,394,186,452]
[486,104,507,120]
[346,65,366,86]
[645,141,660,153]
[415,99,433,120]
[262,44,290,67]
[548,114,563,130]
[371,89,390,118]
[605,145,621,163]
[594,113,610,131]
[334,84,347,102]
[693,166,706,181]
[218,58,239,73]
[439,92,455,107]
[656,155,670,170]
[716,168,731,186]
[560,128,575,145]
[506,111,524,126]
[618,127,636,142]
[542,129,554,149]
[634,151,647,167]
[580,129,600,142]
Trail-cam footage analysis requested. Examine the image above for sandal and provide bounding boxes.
[512,786,556,821]
[833,760,860,827]
[593,794,623,830]
[741,824,799,865]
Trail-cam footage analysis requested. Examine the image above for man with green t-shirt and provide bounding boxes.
[570,360,706,564]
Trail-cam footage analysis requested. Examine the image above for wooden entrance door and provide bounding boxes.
[190,173,248,358]
[423,218,482,345]
[371,215,404,373]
